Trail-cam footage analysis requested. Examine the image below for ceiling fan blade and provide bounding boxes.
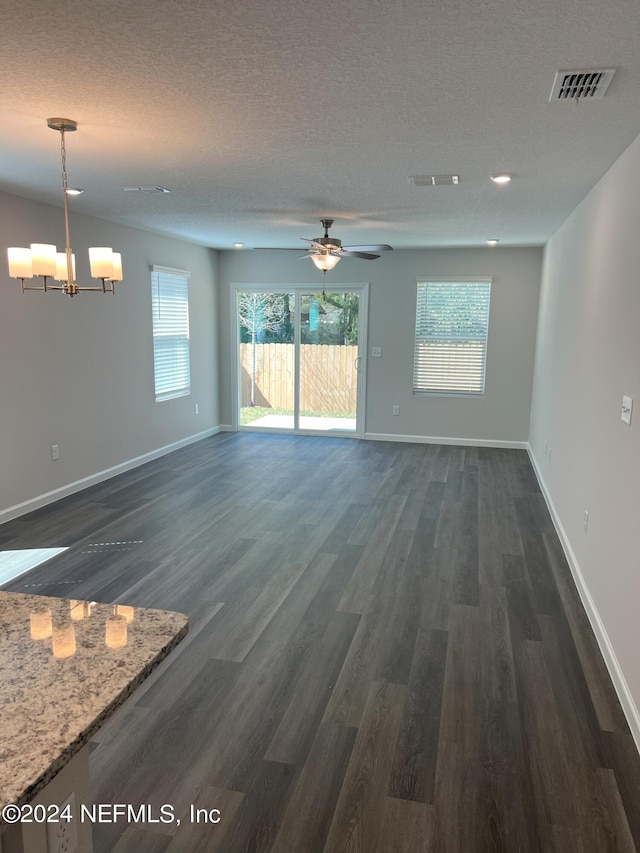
[340,251,380,260]
[300,237,328,251]
[342,244,394,252]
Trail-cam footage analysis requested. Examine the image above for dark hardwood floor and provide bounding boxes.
[2,433,639,852]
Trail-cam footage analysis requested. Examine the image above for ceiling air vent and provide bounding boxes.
[549,69,616,102]
[409,175,459,186]
[120,185,172,193]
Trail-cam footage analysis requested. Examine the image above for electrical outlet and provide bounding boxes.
[584,510,589,534]
[371,347,382,357]
[51,444,59,461]
[47,792,77,853]
[392,405,400,416]
[622,395,633,425]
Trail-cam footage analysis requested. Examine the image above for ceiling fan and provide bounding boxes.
[299,219,393,271]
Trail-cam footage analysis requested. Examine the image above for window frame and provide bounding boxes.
[413,277,492,397]
[151,265,191,403]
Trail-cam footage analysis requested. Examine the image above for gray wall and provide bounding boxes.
[0,192,219,519]
[218,246,542,444]
[529,132,640,740]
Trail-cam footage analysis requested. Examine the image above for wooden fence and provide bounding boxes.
[240,343,357,413]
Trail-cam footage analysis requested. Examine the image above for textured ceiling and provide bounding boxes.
[1,0,640,250]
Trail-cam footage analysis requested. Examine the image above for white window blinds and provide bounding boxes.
[151,266,191,402]
[413,279,492,394]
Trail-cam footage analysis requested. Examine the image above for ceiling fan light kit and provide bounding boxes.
[7,118,123,297]
[299,219,393,274]
[311,253,341,271]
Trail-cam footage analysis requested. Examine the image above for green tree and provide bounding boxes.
[305,292,359,345]
[238,292,289,406]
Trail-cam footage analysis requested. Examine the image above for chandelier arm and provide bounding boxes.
[21,283,59,292]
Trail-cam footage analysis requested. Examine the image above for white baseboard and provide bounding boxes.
[0,427,222,526]
[364,432,528,449]
[528,445,640,754]
[222,426,527,449]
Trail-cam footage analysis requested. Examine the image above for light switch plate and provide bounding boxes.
[622,395,633,426]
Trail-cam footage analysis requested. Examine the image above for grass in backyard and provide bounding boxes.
[241,406,292,425]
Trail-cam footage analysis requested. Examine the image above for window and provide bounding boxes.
[413,278,492,394]
[151,266,190,402]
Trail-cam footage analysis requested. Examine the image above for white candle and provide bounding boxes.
[30,244,57,277]
[7,247,33,279]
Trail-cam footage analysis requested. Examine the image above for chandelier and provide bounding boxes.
[7,118,123,296]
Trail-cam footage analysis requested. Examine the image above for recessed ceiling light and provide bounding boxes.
[487,239,499,246]
[233,243,244,249]
[490,174,512,185]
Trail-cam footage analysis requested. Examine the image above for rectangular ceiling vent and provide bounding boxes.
[409,175,459,187]
[120,185,172,193]
[549,69,616,102]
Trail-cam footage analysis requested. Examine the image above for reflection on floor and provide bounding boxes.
[249,414,356,431]
[0,549,69,586]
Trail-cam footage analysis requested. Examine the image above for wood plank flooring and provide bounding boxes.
[2,433,639,852]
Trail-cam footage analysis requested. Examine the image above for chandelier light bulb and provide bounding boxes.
[89,247,115,279]
[55,252,76,282]
[7,247,33,279]
[105,614,128,649]
[30,244,57,277]
[30,608,53,640]
[52,623,77,659]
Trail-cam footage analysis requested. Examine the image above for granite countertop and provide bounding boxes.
[0,590,188,816]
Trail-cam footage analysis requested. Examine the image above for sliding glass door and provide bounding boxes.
[298,292,359,431]
[235,285,367,436]
[237,290,295,430]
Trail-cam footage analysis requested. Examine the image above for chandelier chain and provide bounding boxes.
[60,128,69,192]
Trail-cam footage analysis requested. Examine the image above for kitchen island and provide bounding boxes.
[0,590,188,853]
